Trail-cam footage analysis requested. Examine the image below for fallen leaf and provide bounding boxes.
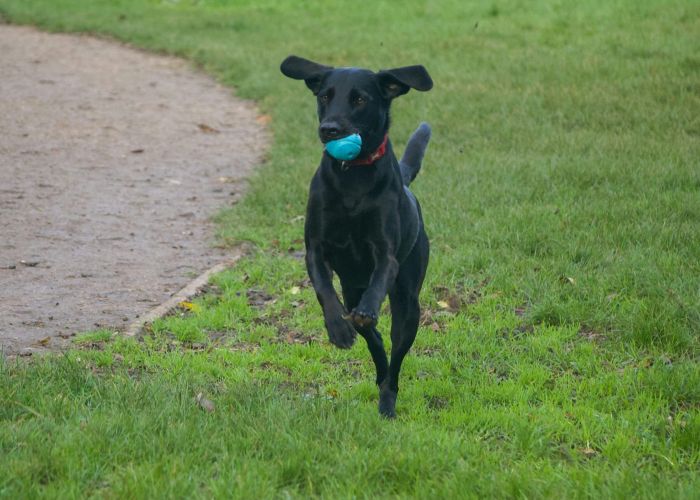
[432,284,465,312]
[195,393,215,413]
[580,446,598,458]
[559,276,576,285]
[289,286,300,295]
[36,336,51,346]
[437,300,450,309]
[197,123,220,134]
[178,301,201,313]
[218,176,237,184]
[246,288,277,308]
[256,114,272,125]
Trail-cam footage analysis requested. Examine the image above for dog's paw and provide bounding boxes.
[349,307,378,328]
[325,315,356,349]
[378,386,398,419]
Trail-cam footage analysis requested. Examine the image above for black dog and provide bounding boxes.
[280,55,433,418]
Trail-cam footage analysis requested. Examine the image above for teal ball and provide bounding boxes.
[325,134,362,161]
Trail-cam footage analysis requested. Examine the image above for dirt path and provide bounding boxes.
[0,25,266,355]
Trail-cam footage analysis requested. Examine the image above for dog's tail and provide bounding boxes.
[399,122,431,186]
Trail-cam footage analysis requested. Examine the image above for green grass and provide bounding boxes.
[1,0,699,497]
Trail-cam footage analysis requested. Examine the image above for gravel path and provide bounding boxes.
[0,25,266,355]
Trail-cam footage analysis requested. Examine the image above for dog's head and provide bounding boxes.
[280,55,432,156]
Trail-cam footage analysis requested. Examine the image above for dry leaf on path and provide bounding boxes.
[197,123,220,134]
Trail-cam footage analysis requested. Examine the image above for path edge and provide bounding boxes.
[123,246,246,337]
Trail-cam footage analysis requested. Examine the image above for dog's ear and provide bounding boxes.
[376,65,433,99]
[280,55,333,95]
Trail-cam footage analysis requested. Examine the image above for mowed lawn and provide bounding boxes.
[1,0,699,497]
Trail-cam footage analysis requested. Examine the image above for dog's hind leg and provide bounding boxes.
[342,286,389,386]
[379,233,429,418]
[380,287,420,418]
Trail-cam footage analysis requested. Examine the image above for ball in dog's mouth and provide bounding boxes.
[325,133,362,161]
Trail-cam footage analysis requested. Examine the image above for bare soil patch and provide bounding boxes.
[0,25,266,355]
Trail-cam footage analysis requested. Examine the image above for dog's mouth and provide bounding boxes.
[318,120,361,144]
[318,130,360,144]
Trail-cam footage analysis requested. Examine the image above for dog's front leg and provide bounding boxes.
[350,242,399,328]
[305,244,356,349]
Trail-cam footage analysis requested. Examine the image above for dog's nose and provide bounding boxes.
[319,122,342,140]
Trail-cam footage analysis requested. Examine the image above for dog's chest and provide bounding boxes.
[323,210,367,249]
[323,220,374,284]
[340,195,362,214]
[321,209,374,260]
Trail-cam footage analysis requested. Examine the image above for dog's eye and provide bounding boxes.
[353,96,366,106]
[319,94,330,104]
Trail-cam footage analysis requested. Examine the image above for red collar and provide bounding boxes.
[345,134,388,166]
